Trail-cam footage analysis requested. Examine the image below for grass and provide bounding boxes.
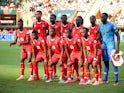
[0,41,124,93]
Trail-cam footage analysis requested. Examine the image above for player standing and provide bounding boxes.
[33,10,49,79]
[99,13,120,86]
[89,15,102,82]
[9,19,33,81]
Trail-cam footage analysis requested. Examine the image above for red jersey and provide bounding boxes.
[82,37,97,53]
[16,29,31,48]
[64,37,82,52]
[32,37,45,52]
[89,24,99,40]
[47,36,61,54]
[33,20,49,38]
[72,26,84,38]
[60,22,73,37]
[49,22,60,37]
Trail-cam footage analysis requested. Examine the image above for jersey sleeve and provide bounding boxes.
[111,23,118,34]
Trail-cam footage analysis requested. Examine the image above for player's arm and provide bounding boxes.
[19,34,30,46]
[83,45,87,59]
[64,44,71,64]
[42,42,48,64]
[77,39,83,63]
[93,41,97,61]
[59,45,64,65]
[32,43,36,60]
[8,35,18,47]
[115,31,120,53]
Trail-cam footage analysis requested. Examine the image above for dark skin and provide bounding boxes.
[90,16,96,27]
[50,15,61,36]
[8,21,32,63]
[100,13,120,53]
[31,33,47,64]
[81,29,98,74]
[64,29,83,67]
[35,12,42,22]
[76,16,82,27]
[48,28,64,66]
[61,15,68,25]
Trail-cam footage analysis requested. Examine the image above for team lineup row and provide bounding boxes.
[9,11,120,86]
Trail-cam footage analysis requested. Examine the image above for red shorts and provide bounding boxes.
[35,51,46,62]
[88,51,102,64]
[21,46,32,59]
[70,51,84,64]
[52,53,67,64]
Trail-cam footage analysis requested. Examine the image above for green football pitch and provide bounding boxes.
[0,41,124,93]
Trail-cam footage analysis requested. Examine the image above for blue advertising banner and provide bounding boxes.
[0,33,15,41]
[54,10,75,21]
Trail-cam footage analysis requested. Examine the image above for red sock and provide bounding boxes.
[60,66,65,80]
[33,62,39,79]
[20,63,25,75]
[86,70,91,80]
[64,64,67,76]
[45,64,49,80]
[49,67,53,79]
[94,72,98,81]
[53,65,57,75]
[71,64,74,78]
[80,67,84,79]
[29,63,33,76]
[92,68,95,78]
[67,67,72,79]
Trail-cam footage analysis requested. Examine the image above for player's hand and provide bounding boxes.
[44,59,48,64]
[115,48,119,54]
[79,58,83,65]
[18,43,21,46]
[8,43,12,47]
[58,59,62,66]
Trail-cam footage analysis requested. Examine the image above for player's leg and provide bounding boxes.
[102,49,109,83]
[92,60,99,85]
[46,54,59,82]
[33,52,44,81]
[16,49,27,80]
[59,55,67,83]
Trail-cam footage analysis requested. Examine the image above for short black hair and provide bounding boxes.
[90,15,96,19]
[18,19,23,22]
[66,28,72,33]
[102,13,108,18]
[83,27,89,32]
[50,28,55,31]
[61,14,67,19]
[32,30,38,35]
[36,10,42,14]
[50,14,56,18]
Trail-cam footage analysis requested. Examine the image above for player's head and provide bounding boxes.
[35,11,42,20]
[18,19,23,29]
[90,15,96,24]
[76,16,83,26]
[65,28,72,38]
[49,28,56,37]
[101,13,108,23]
[31,30,38,39]
[50,14,56,23]
[61,14,67,24]
[81,27,89,38]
